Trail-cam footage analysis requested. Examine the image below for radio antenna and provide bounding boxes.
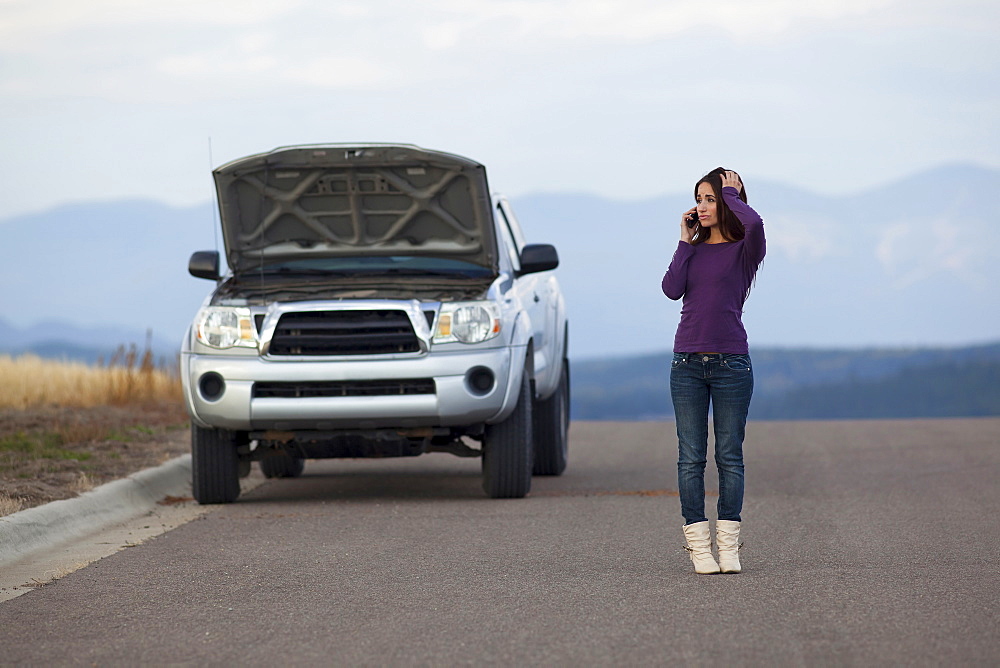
[208,137,220,257]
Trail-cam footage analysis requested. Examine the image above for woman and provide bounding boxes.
[661,168,765,574]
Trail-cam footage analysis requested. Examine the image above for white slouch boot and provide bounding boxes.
[682,521,721,574]
[716,520,742,573]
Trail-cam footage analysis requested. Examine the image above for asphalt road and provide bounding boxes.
[2,419,998,666]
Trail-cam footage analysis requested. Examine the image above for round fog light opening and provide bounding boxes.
[466,367,495,396]
[199,372,225,401]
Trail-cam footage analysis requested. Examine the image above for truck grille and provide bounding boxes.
[268,310,420,356]
[253,379,436,398]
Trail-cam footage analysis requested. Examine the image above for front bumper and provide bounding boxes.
[181,348,517,431]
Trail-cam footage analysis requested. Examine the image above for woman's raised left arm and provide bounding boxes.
[720,172,765,267]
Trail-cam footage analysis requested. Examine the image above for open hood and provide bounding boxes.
[213,144,498,275]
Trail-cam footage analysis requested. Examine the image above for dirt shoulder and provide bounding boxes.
[0,403,191,516]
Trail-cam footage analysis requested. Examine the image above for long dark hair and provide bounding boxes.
[690,167,748,245]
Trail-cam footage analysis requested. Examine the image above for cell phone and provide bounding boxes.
[686,211,698,228]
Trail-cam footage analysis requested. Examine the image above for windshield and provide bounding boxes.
[254,255,494,278]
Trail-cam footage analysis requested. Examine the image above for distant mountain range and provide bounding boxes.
[1,163,998,361]
[0,317,178,365]
[1,198,217,359]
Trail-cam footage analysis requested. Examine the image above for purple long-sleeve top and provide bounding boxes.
[661,187,766,354]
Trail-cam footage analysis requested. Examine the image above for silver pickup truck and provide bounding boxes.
[182,144,569,503]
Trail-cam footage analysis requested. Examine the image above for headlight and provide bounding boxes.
[195,307,257,349]
[433,302,501,344]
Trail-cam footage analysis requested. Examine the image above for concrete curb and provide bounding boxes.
[0,455,193,566]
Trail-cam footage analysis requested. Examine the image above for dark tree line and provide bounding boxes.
[571,344,1000,421]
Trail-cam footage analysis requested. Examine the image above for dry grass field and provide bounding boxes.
[0,346,181,410]
[0,347,190,516]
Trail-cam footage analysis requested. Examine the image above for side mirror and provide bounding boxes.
[189,251,220,280]
[518,243,559,275]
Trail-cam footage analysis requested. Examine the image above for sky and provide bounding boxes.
[1,0,998,219]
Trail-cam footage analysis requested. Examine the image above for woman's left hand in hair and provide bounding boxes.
[721,170,743,192]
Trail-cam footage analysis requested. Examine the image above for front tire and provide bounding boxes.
[191,425,242,504]
[532,358,569,476]
[482,366,533,498]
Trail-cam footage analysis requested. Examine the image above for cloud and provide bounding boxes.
[0,0,992,105]
[875,222,906,272]
[876,212,998,291]
[286,57,391,89]
[155,45,389,91]
[157,53,276,78]
[0,0,913,60]
[0,0,300,37]
[0,0,997,219]
[411,0,901,44]
[765,213,837,262]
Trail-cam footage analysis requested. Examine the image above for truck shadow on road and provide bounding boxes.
[235,463,687,506]
[239,459,491,504]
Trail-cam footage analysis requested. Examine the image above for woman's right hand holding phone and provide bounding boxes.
[680,208,697,244]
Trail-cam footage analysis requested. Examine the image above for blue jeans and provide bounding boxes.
[670,353,754,525]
